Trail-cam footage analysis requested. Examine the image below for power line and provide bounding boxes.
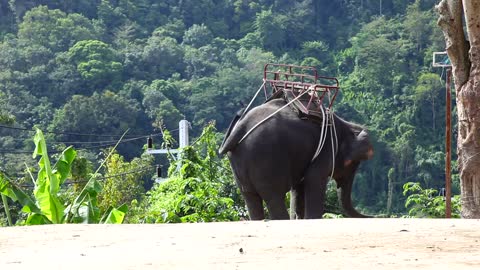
[0,124,138,138]
[0,130,184,154]
[5,136,156,144]
[1,131,178,144]
[0,124,179,138]
[52,133,163,145]
[8,167,154,188]
[0,135,152,154]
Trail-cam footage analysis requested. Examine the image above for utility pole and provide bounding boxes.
[178,119,189,148]
[445,68,452,218]
[433,51,452,218]
[146,119,190,182]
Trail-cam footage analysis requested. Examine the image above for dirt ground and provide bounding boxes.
[1,219,480,270]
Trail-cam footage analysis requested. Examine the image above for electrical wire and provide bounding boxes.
[0,124,137,138]
[64,166,153,184]
[10,167,154,188]
[6,135,160,144]
[53,133,163,145]
[1,130,177,144]
[0,124,179,138]
[0,128,181,154]
[0,135,151,154]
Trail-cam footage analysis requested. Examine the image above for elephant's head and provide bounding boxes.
[344,129,374,166]
[335,129,374,218]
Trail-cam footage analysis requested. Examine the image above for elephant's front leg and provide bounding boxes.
[304,177,328,219]
[303,163,329,219]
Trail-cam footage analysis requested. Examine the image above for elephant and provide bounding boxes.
[219,97,373,220]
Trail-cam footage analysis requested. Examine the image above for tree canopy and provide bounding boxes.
[0,0,455,217]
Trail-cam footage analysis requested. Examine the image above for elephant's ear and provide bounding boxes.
[338,140,352,167]
[344,129,373,165]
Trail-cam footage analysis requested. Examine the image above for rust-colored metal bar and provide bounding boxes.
[265,79,338,90]
[445,68,452,218]
[263,63,340,110]
[264,63,318,81]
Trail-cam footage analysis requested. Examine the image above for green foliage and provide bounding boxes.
[140,123,244,223]
[51,91,140,136]
[322,213,344,219]
[300,41,334,73]
[0,129,128,225]
[0,1,461,217]
[403,182,461,218]
[404,0,437,51]
[31,128,76,223]
[254,9,287,54]
[1,192,12,226]
[324,181,343,215]
[0,128,75,224]
[182,24,214,48]
[64,130,130,224]
[0,91,14,124]
[17,6,100,53]
[141,35,185,80]
[66,40,123,88]
[70,154,94,192]
[142,80,184,128]
[98,150,153,214]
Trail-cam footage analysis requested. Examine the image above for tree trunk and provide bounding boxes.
[386,168,395,215]
[436,0,480,218]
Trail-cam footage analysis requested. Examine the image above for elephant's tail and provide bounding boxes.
[218,108,245,155]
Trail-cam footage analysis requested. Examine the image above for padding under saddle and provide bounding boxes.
[265,88,328,125]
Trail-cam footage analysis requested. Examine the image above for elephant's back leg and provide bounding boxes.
[241,191,265,220]
[258,184,289,220]
[264,195,289,220]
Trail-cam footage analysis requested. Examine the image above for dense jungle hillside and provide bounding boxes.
[0,0,454,219]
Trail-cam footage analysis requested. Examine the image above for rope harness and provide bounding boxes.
[233,81,339,179]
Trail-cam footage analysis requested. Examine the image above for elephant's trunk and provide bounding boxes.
[338,181,371,218]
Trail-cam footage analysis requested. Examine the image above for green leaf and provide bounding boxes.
[32,128,65,223]
[68,178,102,223]
[1,193,12,226]
[53,146,77,185]
[102,204,128,224]
[0,174,41,214]
[26,213,52,225]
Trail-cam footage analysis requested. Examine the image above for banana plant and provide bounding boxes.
[0,128,128,225]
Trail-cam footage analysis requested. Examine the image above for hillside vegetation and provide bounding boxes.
[0,0,455,222]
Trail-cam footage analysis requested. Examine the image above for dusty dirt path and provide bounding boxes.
[1,219,480,269]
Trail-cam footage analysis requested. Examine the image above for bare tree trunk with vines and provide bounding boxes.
[436,0,480,218]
